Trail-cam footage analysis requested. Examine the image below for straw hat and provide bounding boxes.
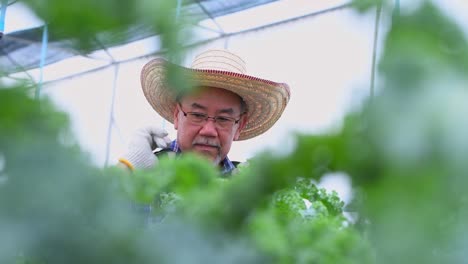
[141,49,290,140]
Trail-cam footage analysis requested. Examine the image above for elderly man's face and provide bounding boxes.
[173,87,247,164]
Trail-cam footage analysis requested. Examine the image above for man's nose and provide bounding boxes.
[198,119,218,137]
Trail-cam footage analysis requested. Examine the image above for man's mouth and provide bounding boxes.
[193,143,220,151]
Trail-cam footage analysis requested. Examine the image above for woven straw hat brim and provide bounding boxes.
[141,58,290,140]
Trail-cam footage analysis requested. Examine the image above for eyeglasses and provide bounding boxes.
[178,104,243,129]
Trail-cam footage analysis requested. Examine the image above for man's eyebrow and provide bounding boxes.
[190,102,236,115]
[190,103,207,110]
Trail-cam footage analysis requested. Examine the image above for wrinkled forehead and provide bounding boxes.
[177,86,246,111]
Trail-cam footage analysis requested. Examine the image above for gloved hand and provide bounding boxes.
[119,125,172,170]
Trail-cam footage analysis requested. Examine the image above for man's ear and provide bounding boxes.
[233,115,248,140]
[173,105,180,130]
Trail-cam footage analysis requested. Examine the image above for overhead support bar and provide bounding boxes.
[36,24,48,99]
[0,0,8,39]
[394,0,400,17]
[176,0,182,21]
[104,64,120,167]
[369,3,382,100]
[196,0,225,35]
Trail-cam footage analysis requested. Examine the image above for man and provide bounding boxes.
[118,49,290,174]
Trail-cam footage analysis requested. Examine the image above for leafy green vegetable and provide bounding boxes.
[3,0,468,263]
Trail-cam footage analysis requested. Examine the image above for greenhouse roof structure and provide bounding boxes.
[1,0,353,83]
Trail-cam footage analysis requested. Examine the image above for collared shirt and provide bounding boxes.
[135,140,237,225]
[167,140,236,175]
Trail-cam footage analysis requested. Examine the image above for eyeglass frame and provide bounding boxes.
[177,103,245,129]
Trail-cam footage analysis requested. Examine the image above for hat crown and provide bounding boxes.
[190,49,247,74]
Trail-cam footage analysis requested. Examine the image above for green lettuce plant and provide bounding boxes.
[2,0,468,263]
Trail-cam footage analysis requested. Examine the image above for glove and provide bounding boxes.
[119,125,172,170]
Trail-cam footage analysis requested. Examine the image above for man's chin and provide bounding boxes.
[191,149,221,165]
[194,149,217,161]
